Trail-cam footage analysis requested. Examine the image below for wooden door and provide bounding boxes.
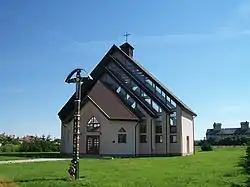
[86,136,100,154]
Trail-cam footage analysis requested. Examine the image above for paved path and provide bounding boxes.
[0,158,70,165]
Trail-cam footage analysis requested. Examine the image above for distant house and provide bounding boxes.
[20,135,37,141]
[58,42,197,157]
[206,121,250,141]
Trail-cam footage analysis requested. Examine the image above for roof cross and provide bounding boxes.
[124,32,131,42]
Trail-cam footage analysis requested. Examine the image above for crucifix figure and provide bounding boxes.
[124,32,131,42]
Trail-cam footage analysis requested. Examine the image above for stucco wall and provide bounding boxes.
[103,120,138,155]
[181,110,194,155]
[61,120,73,154]
[61,105,195,156]
[61,100,138,156]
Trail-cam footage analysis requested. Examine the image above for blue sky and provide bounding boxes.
[0,0,250,140]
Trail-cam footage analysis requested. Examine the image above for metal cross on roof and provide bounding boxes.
[124,32,131,42]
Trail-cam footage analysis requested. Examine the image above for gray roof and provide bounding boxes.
[206,128,250,135]
[58,43,197,122]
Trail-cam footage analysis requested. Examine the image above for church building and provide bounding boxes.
[58,41,197,157]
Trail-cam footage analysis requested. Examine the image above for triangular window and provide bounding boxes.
[118,127,126,133]
[87,116,100,132]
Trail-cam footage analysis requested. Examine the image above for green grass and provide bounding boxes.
[0,156,29,161]
[0,147,247,187]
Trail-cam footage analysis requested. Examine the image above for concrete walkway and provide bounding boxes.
[0,158,70,165]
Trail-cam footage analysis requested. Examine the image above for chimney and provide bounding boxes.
[241,121,249,130]
[120,42,134,58]
[213,122,222,131]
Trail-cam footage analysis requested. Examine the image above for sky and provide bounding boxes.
[0,0,250,140]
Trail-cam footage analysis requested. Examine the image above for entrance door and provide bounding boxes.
[86,135,100,154]
[186,136,190,153]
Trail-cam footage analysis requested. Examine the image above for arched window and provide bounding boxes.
[118,127,126,143]
[87,116,100,132]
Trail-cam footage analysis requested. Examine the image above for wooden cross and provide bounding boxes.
[124,32,131,42]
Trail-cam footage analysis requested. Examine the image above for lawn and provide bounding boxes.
[0,156,28,161]
[0,147,247,187]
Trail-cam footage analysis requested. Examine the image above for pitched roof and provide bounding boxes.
[206,128,250,135]
[116,45,197,117]
[58,43,197,121]
[87,80,139,121]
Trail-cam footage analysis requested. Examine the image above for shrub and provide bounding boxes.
[201,142,213,152]
[0,144,20,152]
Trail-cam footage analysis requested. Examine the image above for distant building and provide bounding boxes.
[20,135,37,141]
[206,121,250,141]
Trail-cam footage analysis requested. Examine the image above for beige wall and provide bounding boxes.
[61,100,138,155]
[60,100,195,157]
[103,120,138,155]
[61,120,73,154]
[181,110,194,155]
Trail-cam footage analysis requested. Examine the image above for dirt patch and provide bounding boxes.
[0,179,18,187]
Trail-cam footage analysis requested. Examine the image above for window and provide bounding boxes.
[155,126,162,133]
[170,135,177,143]
[170,118,174,126]
[118,127,126,132]
[87,116,100,132]
[140,135,147,143]
[118,127,126,143]
[170,126,177,133]
[140,125,147,133]
[170,112,176,126]
[118,134,126,143]
[155,135,163,143]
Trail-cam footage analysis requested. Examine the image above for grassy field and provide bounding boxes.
[0,156,28,161]
[0,147,247,187]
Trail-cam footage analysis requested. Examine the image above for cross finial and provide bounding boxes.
[124,32,131,42]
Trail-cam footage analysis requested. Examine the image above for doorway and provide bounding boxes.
[186,136,190,153]
[86,135,100,154]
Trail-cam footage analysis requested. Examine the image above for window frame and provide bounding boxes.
[139,125,147,134]
[140,134,147,143]
[118,134,127,143]
[170,135,177,143]
[170,126,177,133]
[86,116,100,132]
[155,125,163,133]
[155,135,163,143]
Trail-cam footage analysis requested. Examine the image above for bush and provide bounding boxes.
[0,135,60,153]
[201,143,213,152]
[19,138,60,152]
[0,144,20,152]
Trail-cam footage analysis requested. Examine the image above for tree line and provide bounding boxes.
[0,134,60,152]
[196,137,249,146]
